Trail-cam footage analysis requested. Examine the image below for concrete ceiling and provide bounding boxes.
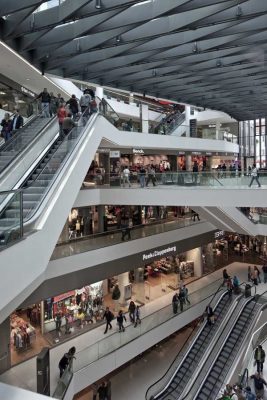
[1,0,267,120]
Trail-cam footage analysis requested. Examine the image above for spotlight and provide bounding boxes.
[95,0,102,9]
[116,35,121,43]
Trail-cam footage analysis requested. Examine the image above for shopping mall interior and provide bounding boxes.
[1,1,267,400]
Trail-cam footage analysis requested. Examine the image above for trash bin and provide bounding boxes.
[245,284,251,298]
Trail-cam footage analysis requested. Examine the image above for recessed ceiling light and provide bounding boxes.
[26,78,30,81]
[18,100,26,103]
[0,91,6,95]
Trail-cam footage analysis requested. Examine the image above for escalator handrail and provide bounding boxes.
[145,281,225,400]
[0,113,57,178]
[239,367,249,389]
[193,287,266,400]
[0,101,42,152]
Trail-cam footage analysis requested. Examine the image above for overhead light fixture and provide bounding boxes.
[0,91,6,95]
[116,35,121,43]
[236,5,243,18]
[192,41,199,53]
[216,60,222,67]
[152,68,157,77]
[95,0,102,9]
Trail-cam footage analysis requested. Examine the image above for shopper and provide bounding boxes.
[254,345,265,373]
[134,305,141,327]
[206,305,214,325]
[66,94,79,120]
[121,211,131,241]
[128,301,136,323]
[57,104,67,135]
[103,307,114,334]
[233,275,240,294]
[244,387,256,400]
[49,92,57,116]
[37,88,51,118]
[139,166,146,188]
[80,89,92,114]
[226,277,233,298]
[254,265,261,284]
[62,113,77,137]
[248,164,261,188]
[1,113,12,142]
[183,285,190,304]
[58,346,76,377]
[248,265,252,282]
[178,290,184,312]
[192,210,200,221]
[122,166,131,187]
[11,109,24,132]
[250,372,267,398]
[172,293,179,314]
[98,382,108,400]
[117,310,126,332]
[262,264,267,283]
[223,268,230,286]
[146,165,156,187]
[192,160,199,184]
[54,312,62,334]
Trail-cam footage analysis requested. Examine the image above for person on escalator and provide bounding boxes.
[223,268,230,286]
[57,104,67,134]
[206,305,214,325]
[11,109,24,132]
[62,113,77,137]
[1,113,12,142]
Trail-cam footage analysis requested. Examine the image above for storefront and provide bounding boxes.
[57,205,191,242]
[0,73,36,118]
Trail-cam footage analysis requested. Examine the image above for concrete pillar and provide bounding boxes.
[95,86,104,100]
[118,272,130,306]
[186,247,203,278]
[186,155,192,171]
[216,121,221,140]
[140,104,149,133]
[97,205,105,233]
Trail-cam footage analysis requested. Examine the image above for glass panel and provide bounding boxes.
[71,278,224,375]
[0,190,23,249]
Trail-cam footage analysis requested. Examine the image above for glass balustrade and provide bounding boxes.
[51,218,204,260]
[84,171,267,189]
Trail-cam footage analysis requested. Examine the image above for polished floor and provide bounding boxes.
[1,261,266,397]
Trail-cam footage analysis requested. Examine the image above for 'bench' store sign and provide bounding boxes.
[142,246,177,261]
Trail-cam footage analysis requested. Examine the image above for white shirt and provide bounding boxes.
[123,168,130,177]
[12,116,18,131]
[251,167,258,177]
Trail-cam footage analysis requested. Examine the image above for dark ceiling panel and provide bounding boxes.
[2,0,267,120]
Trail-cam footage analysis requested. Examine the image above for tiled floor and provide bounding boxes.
[1,261,267,397]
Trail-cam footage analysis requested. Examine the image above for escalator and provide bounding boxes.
[193,298,261,400]
[146,289,233,400]
[0,113,55,177]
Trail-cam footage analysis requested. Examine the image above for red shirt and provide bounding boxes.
[57,107,67,123]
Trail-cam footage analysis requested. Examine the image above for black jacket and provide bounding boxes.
[12,115,24,130]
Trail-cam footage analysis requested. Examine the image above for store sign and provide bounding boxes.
[110,150,120,158]
[142,245,176,261]
[21,86,35,97]
[98,148,110,153]
[133,148,145,154]
[53,291,75,303]
[178,151,185,155]
[206,152,212,156]
[192,151,201,155]
[214,230,224,239]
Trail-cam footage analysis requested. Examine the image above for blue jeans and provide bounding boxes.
[41,102,50,118]
[249,176,261,187]
[140,175,145,187]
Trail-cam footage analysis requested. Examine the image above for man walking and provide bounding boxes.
[249,163,261,188]
[122,166,131,187]
[254,345,265,373]
[103,307,113,334]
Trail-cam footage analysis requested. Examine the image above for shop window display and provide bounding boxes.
[10,314,36,351]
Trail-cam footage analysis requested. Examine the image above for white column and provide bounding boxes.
[140,104,149,133]
[186,155,192,171]
[186,247,203,278]
[118,272,130,306]
[95,86,104,100]
[216,121,221,140]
